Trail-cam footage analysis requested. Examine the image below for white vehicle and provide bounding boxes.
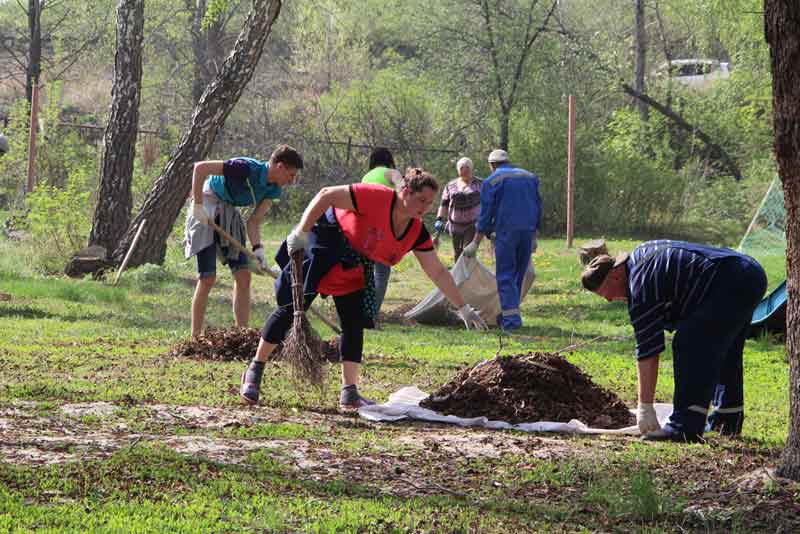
[658,59,731,90]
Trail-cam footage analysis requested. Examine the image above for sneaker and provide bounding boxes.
[339,385,377,411]
[240,361,266,405]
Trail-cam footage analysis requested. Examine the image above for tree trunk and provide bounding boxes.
[26,0,41,103]
[88,0,145,253]
[634,0,649,122]
[111,0,282,267]
[766,0,800,482]
[499,108,510,151]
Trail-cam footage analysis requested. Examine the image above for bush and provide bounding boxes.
[23,171,93,274]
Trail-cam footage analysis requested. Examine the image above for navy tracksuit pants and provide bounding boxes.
[668,256,767,438]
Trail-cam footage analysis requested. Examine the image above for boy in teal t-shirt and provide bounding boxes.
[185,144,303,338]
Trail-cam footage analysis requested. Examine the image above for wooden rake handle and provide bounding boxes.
[206,220,341,334]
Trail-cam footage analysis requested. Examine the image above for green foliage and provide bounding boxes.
[123,263,179,292]
[23,173,93,273]
[0,99,33,207]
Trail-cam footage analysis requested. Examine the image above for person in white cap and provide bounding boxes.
[462,149,542,332]
[434,157,482,261]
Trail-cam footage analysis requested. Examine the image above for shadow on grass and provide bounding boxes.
[0,305,55,320]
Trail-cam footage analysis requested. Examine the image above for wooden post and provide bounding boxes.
[566,95,576,248]
[26,83,39,193]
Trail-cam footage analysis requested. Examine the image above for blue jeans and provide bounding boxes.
[373,262,391,313]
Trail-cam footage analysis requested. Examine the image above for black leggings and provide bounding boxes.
[261,289,365,363]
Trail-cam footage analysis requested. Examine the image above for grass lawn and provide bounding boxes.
[0,227,796,533]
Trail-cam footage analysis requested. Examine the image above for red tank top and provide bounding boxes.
[318,183,433,295]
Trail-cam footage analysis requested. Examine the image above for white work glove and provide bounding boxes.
[269,264,282,278]
[457,304,487,331]
[462,241,478,258]
[286,227,309,256]
[636,402,661,434]
[253,247,267,270]
[191,200,210,225]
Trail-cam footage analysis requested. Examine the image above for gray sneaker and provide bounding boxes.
[339,385,376,411]
[240,361,266,405]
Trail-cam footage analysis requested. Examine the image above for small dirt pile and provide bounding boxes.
[167,327,340,363]
[420,352,634,428]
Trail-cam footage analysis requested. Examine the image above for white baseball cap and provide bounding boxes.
[487,149,509,163]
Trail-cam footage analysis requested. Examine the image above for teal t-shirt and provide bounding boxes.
[207,157,282,206]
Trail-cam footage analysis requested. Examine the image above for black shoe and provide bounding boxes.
[339,385,377,411]
[641,428,703,443]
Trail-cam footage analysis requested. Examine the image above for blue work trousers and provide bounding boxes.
[494,229,535,331]
[668,256,766,438]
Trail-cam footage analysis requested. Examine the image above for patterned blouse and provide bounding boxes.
[440,177,482,232]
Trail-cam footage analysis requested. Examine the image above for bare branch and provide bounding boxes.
[508,0,557,108]
[621,83,742,180]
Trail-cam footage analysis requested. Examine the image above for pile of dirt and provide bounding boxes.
[419,352,634,428]
[166,327,340,363]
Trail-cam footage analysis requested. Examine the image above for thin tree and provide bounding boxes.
[88,0,145,254]
[188,0,242,105]
[111,0,282,266]
[634,0,648,121]
[25,0,42,102]
[765,0,800,481]
[0,1,112,102]
[422,0,559,150]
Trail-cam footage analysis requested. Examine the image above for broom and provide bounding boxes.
[282,250,327,387]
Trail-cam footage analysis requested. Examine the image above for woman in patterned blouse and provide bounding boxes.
[434,157,482,261]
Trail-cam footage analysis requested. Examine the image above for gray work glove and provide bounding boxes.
[636,402,660,434]
[269,264,282,278]
[253,247,267,270]
[462,241,478,258]
[191,200,210,225]
[286,227,309,256]
[457,304,487,331]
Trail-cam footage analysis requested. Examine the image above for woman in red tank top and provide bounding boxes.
[240,169,487,410]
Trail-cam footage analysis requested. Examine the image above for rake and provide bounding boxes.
[281,250,327,387]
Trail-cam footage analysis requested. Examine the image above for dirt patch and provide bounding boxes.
[165,327,340,363]
[419,352,634,428]
[378,303,418,325]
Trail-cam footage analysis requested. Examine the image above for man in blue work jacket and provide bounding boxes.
[462,149,542,332]
[581,240,767,442]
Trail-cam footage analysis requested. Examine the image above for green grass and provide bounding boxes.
[0,229,794,532]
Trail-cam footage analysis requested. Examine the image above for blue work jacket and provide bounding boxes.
[476,163,542,234]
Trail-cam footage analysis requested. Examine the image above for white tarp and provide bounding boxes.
[404,255,536,326]
[359,387,674,436]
